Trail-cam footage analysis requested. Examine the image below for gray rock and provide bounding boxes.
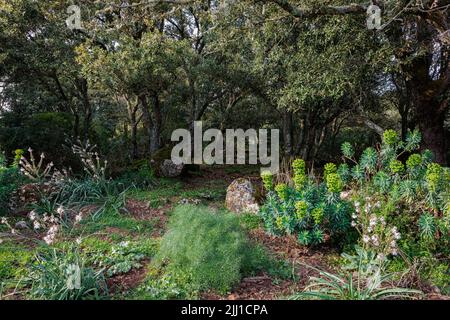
[15,221,28,229]
[225,178,260,214]
[159,159,184,177]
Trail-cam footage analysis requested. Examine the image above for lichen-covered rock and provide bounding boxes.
[159,159,184,178]
[225,178,260,214]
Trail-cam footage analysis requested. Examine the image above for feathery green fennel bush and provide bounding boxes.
[153,205,278,293]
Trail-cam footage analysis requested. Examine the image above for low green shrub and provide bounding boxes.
[84,238,159,277]
[0,242,34,282]
[0,150,25,215]
[152,205,272,293]
[116,160,155,188]
[134,267,199,300]
[239,213,263,230]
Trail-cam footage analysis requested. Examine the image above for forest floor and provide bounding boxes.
[2,165,447,300]
[110,165,341,299]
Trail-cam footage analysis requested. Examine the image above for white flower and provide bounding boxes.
[119,241,129,247]
[351,221,357,227]
[351,213,357,219]
[29,210,37,221]
[48,225,59,234]
[33,221,41,230]
[377,253,385,261]
[56,206,65,216]
[371,235,379,246]
[391,249,398,256]
[43,235,54,245]
[354,201,360,207]
[390,240,397,248]
[76,238,82,245]
[75,214,83,223]
[1,217,7,224]
[49,215,58,224]
[363,235,370,243]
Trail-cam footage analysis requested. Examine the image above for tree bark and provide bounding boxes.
[139,94,153,156]
[150,93,162,154]
[282,110,293,156]
[403,20,449,164]
[127,100,139,159]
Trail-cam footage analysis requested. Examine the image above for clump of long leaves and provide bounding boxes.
[58,179,130,219]
[291,266,421,300]
[25,244,108,300]
[291,248,422,300]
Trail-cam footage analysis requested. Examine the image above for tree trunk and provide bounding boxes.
[73,113,80,139]
[127,99,140,159]
[282,110,293,156]
[139,94,153,156]
[403,18,449,164]
[130,112,138,160]
[150,93,162,154]
[77,78,92,143]
[416,98,448,164]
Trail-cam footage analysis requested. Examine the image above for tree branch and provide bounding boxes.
[269,0,368,18]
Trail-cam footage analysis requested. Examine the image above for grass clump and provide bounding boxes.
[25,244,108,300]
[152,205,268,293]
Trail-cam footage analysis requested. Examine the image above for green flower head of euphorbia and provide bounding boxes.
[406,153,422,169]
[389,159,404,174]
[383,129,399,146]
[275,183,289,201]
[260,171,273,191]
[326,173,343,193]
[295,201,308,220]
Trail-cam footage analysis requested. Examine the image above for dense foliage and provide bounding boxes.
[0,0,449,301]
[260,159,353,246]
[153,205,284,294]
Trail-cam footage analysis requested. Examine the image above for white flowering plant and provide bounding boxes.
[26,244,108,300]
[71,140,107,181]
[19,148,54,182]
[291,263,422,300]
[350,197,402,261]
